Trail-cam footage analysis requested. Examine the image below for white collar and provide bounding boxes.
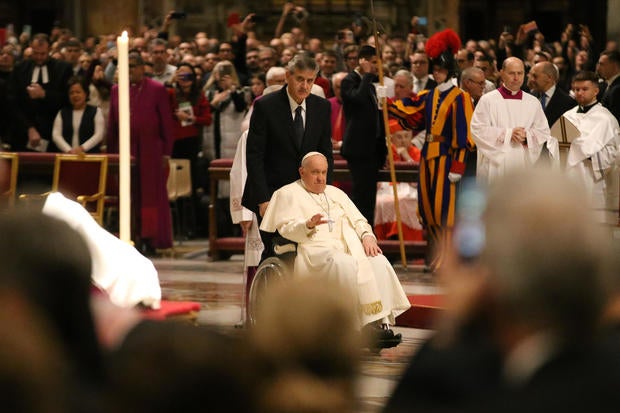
[286,87,306,113]
[543,84,556,99]
[503,331,559,386]
[437,81,453,92]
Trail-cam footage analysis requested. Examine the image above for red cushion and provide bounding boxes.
[142,300,201,320]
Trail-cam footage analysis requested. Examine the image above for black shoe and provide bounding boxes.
[363,324,403,351]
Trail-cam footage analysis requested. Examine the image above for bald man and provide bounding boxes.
[527,61,576,127]
[471,57,556,182]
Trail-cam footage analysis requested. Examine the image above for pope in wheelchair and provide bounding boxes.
[258,152,411,347]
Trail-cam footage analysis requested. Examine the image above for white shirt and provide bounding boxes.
[52,107,105,152]
[286,88,307,128]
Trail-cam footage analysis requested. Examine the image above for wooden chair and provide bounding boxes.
[167,158,193,242]
[20,154,108,225]
[0,152,19,208]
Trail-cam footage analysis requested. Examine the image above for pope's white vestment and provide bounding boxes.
[260,180,411,326]
[42,192,162,309]
[563,103,620,224]
[471,88,558,182]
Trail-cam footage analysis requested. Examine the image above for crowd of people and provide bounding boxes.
[0,7,619,250]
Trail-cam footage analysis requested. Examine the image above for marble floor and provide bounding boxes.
[153,239,441,413]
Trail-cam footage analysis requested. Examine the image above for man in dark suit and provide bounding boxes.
[243,53,333,258]
[340,45,386,226]
[528,61,576,127]
[409,50,437,93]
[527,61,576,165]
[8,33,72,152]
[597,50,620,123]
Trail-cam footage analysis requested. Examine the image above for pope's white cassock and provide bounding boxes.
[260,180,411,326]
[42,192,162,309]
[471,88,558,182]
[563,103,620,224]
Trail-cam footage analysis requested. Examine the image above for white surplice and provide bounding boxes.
[260,180,411,326]
[471,89,558,183]
[563,103,620,224]
[230,130,264,267]
[42,192,162,309]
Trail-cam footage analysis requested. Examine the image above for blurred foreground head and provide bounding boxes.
[482,169,612,344]
[0,208,103,385]
[251,278,361,413]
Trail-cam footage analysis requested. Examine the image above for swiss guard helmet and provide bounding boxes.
[425,29,461,80]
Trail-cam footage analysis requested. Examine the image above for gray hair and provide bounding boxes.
[266,66,286,82]
[287,53,319,75]
[482,169,611,343]
[148,38,167,51]
[460,67,484,85]
[394,69,414,88]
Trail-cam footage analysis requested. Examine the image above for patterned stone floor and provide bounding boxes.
[153,240,439,413]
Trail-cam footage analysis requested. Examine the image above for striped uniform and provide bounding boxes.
[390,86,475,270]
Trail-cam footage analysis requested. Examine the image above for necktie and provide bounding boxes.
[294,105,304,148]
[577,106,586,113]
[540,93,547,110]
[416,79,423,93]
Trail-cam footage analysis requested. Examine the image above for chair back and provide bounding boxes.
[53,154,109,225]
[0,152,19,208]
[167,159,178,201]
[174,159,192,198]
[167,158,192,201]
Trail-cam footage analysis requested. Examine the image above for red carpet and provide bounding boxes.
[142,300,201,321]
[395,294,444,329]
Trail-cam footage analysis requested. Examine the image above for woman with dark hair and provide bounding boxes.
[52,76,104,153]
[169,62,212,162]
[169,63,212,237]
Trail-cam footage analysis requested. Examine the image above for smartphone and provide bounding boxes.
[523,20,538,33]
[417,16,428,26]
[453,179,486,262]
[170,11,187,20]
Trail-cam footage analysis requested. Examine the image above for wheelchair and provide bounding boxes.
[247,237,296,325]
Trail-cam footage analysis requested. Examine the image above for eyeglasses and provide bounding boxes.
[467,79,486,86]
[177,73,194,81]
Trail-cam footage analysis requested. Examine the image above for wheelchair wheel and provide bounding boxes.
[248,256,292,325]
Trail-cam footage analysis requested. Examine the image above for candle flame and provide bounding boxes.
[121,31,128,40]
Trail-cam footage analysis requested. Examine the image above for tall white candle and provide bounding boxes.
[117,31,131,243]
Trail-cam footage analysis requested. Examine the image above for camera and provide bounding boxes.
[170,11,187,20]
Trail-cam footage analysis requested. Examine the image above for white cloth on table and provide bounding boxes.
[260,180,411,326]
[42,192,161,309]
[471,89,558,183]
[563,103,620,224]
[230,130,264,267]
[374,182,422,231]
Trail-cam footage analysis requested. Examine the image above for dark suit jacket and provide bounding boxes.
[602,76,620,123]
[544,87,576,127]
[8,58,72,151]
[242,86,333,214]
[423,77,438,91]
[340,71,386,163]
